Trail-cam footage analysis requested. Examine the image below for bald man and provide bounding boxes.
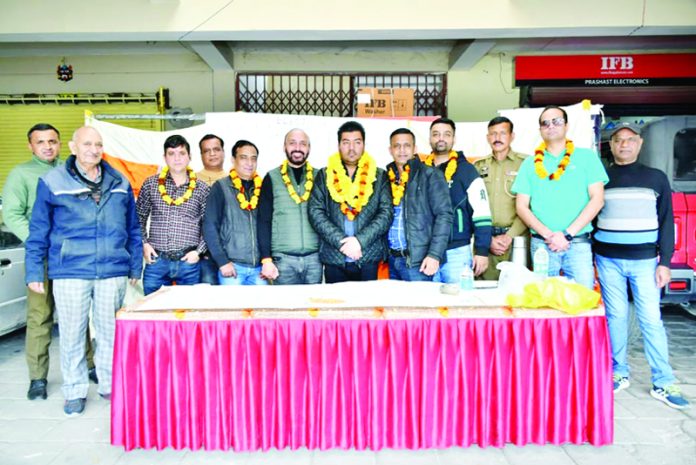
[257,128,322,284]
[25,126,142,417]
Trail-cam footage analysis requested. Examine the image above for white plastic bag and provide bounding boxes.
[496,261,539,295]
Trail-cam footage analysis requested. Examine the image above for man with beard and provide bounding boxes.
[257,129,321,284]
[425,117,492,283]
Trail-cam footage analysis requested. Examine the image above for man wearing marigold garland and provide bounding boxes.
[203,140,267,285]
[257,128,321,284]
[136,135,210,295]
[474,116,529,280]
[425,117,492,284]
[308,121,392,283]
[385,128,452,281]
[26,126,142,416]
[197,134,228,285]
[511,105,608,289]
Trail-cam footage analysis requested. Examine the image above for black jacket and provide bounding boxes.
[386,158,453,266]
[308,166,393,267]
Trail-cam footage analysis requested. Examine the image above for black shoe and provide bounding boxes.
[63,398,86,417]
[27,379,47,400]
[88,367,99,384]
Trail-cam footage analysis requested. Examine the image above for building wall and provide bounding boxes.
[447,53,519,122]
[0,53,218,114]
[1,44,694,124]
[0,46,519,122]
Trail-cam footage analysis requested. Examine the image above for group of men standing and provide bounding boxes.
[2,105,688,417]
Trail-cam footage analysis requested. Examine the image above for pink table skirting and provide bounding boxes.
[111,316,613,451]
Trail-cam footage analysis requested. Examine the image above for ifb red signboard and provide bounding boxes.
[515,53,696,87]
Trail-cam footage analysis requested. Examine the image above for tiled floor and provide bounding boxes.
[1,307,694,465]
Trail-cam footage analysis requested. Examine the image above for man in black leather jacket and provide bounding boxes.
[384,128,453,281]
[308,121,393,283]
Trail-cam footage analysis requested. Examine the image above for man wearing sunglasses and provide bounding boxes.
[511,105,608,289]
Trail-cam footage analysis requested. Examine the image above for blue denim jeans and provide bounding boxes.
[388,256,433,282]
[530,237,595,290]
[218,263,268,286]
[274,252,322,285]
[199,255,219,285]
[596,254,675,387]
[143,257,201,295]
[432,245,472,284]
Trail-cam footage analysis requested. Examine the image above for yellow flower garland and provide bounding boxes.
[423,150,458,182]
[388,164,410,206]
[534,139,575,180]
[229,169,262,211]
[326,152,377,220]
[157,166,196,206]
[280,160,313,204]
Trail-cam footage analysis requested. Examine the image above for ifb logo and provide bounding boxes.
[601,56,634,71]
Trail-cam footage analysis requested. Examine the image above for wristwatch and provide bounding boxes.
[563,230,573,242]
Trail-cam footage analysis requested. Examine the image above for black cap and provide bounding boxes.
[609,122,642,138]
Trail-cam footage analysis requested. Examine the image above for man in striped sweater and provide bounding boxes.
[594,122,690,410]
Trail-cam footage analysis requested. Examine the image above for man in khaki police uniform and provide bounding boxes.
[474,116,528,280]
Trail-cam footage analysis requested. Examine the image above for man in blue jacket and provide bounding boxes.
[25,126,143,417]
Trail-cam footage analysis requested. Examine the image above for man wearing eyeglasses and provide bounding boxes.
[593,122,690,410]
[511,105,608,289]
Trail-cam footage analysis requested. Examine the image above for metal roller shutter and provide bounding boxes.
[0,102,161,190]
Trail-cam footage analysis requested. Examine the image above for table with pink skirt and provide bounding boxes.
[110,280,613,451]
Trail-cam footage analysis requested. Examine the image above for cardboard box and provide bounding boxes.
[356,87,415,118]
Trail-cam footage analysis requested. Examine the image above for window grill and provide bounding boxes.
[236,73,446,117]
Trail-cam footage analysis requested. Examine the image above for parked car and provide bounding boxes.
[0,197,27,336]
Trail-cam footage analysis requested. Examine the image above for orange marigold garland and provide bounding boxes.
[534,139,575,181]
[326,152,377,220]
[229,169,262,210]
[388,164,410,206]
[280,160,313,204]
[424,150,458,182]
[157,166,197,206]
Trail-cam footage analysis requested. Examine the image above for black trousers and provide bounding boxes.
[324,262,379,283]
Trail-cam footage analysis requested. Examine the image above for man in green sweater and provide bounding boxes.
[2,123,95,400]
